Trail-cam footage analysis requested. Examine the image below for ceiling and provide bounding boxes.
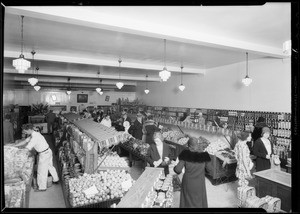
[3,3,291,92]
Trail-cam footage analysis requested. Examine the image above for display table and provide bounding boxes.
[253,169,291,212]
[117,167,164,207]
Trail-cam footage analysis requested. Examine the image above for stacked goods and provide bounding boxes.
[123,138,150,156]
[198,136,210,149]
[237,186,256,207]
[142,173,174,208]
[162,130,184,143]
[204,139,230,155]
[216,150,236,163]
[97,151,129,168]
[5,181,25,208]
[244,196,268,210]
[260,195,281,213]
[177,137,189,145]
[68,170,134,207]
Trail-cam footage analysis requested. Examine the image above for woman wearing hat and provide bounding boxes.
[174,137,211,208]
[253,127,273,172]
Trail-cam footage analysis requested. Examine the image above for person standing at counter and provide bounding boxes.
[147,132,171,175]
[234,131,254,187]
[13,123,59,192]
[128,112,144,140]
[3,114,14,145]
[45,110,56,134]
[252,117,267,143]
[143,115,160,145]
[100,114,112,128]
[253,127,273,172]
[174,137,211,208]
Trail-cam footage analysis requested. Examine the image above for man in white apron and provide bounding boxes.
[13,123,59,192]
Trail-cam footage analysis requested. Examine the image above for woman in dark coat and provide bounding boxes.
[174,137,211,208]
[147,132,171,175]
[253,127,273,172]
[128,112,143,140]
[143,115,160,145]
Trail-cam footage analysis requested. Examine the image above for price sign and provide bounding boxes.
[83,185,98,198]
[121,179,132,191]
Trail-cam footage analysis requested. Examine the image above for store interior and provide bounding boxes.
[2,3,295,212]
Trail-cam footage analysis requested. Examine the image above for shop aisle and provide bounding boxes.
[28,134,66,208]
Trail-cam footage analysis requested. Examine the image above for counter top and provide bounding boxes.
[253,169,291,188]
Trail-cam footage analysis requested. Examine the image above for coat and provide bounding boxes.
[128,119,143,140]
[147,142,171,175]
[3,120,14,144]
[253,138,273,172]
[174,149,211,208]
[143,120,160,145]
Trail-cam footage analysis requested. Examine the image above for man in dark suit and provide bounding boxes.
[45,110,56,134]
[128,112,143,140]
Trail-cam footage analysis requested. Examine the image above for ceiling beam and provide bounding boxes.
[6,6,288,59]
[4,51,205,75]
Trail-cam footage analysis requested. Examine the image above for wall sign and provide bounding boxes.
[105,96,110,102]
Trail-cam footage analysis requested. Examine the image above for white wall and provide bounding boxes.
[3,89,136,111]
[136,57,291,113]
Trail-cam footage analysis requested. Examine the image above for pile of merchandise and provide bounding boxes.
[68,170,134,207]
[142,173,174,208]
[4,146,35,208]
[122,138,150,156]
[97,150,129,168]
[204,139,230,155]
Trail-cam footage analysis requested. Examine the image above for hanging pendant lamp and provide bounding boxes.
[66,77,72,95]
[33,67,41,91]
[13,16,31,73]
[242,52,252,86]
[144,74,150,94]
[96,71,102,93]
[178,65,185,91]
[159,39,171,82]
[28,50,38,86]
[116,58,124,89]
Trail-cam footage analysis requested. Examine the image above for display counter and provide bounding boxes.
[253,169,291,212]
[117,167,164,208]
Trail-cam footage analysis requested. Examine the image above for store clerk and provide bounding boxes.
[13,123,59,192]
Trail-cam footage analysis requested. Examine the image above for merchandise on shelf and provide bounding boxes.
[122,138,150,156]
[68,170,134,207]
[260,195,281,213]
[97,151,129,168]
[204,139,231,155]
[5,180,26,208]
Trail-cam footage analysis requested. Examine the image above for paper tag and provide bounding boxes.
[83,185,98,198]
[158,125,163,129]
[121,179,132,191]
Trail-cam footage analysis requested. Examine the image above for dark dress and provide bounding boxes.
[253,138,273,172]
[144,120,160,145]
[128,119,143,140]
[174,150,211,208]
[147,142,171,175]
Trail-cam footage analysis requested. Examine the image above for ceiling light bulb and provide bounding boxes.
[66,90,72,95]
[52,95,57,101]
[242,76,252,86]
[13,56,31,73]
[159,67,171,82]
[179,84,185,91]
[99,91,103,95]
[34,85,41,91]
[144,88,150,94]
[116,82,124,89]
[96,87,102,93]
[28,77,38,86]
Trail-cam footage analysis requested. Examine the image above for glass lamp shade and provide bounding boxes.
[242,76,253,86]
[28,77,38,86]
[116,82,124,89]
[66,90,72,95]
[178,84,185,91]
[96,87,102,93]
[13,55,31,73]
[144,88,150,94]
[34,85,41,91]
[98,91,104,95]
[159,67,171,82]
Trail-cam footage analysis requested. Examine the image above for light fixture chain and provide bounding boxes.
[164,39,166,67]
[246,52,248,76]
[118,58,122,80]
[21,16,24,55]
[180,65,183,84]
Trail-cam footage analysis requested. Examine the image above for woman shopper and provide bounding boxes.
[143,115,160,145]
[253,127,273,172]
[100,114,112,128]
[174,137,211,208]
[147,132,172,175]
[234,131,254,187]
[13,123,59,192]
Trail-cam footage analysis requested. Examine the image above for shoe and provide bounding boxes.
[34,189,46,192]
[52,180,60,184]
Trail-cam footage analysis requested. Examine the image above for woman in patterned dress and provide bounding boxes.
[234,131,254,187]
